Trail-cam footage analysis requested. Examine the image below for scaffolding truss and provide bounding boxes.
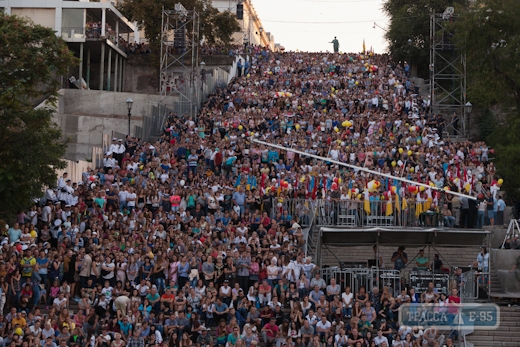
[429,11,467,137]
[160,4,200,118]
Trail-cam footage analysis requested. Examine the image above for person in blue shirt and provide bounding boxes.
[7,223,22,243]
[213,297,229,323]
[37,251,49,288]
[177,256,190,289]
[232,187,246,216]
[496,194,506,226]
[118,316,133,339]
[237,59,243,77]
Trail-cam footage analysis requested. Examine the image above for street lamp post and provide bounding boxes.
[407,39,412,77]
[464,101,472,137]
[126,98,133,136]
[199,61,205,106]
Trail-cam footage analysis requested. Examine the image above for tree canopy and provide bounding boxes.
[448,0,520,197]
[0,14,76,219]
[119,0,241,60]
[382,0,468,77]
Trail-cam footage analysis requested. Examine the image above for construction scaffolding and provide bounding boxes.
[429,7,467,137]
[160,4,200,119]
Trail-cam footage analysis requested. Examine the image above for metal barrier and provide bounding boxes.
[374,268,402,297]
[91,146,104,169]
[279,198,443,229]
[61,27,85,39]
[202,67,229,103]
[320,267,401,295]
[269,198,314,227]
[321,267,374,295]
[134,125,143,140]
[460,269,489,301]
[112,130,126,141]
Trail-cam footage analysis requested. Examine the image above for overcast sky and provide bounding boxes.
[251,0,389,53]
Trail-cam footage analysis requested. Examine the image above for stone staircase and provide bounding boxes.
[466,306,520,347]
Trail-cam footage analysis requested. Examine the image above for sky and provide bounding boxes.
[251,0,390,53]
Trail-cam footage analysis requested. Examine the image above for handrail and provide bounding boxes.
[275,198,448,229]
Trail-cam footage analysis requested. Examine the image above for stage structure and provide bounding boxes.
[160,3,200,119]
[317,227,491,302]
[429,7,468,137]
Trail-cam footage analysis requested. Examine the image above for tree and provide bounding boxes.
[449,0,520,197]
[118,0,241,62]
[382,0,468,77]
[0,14,76,219]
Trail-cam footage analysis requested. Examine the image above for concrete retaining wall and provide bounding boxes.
[491,249,520,294]
[52,89,177,161]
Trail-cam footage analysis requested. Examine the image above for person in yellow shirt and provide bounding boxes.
[20,250,36,279]
[12,312,27,329]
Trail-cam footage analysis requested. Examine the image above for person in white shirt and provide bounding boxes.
[118,187,128,211]
[315,316,332,339]
[103,152,116,171]
[373,329,389,347]
[109,138,119,155]
[126,187,136,211]
[341,286,354,318]
[53,292,67,310]
[41,322,55,339]
[57,173,67,192]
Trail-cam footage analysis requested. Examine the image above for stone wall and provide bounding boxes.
[51,89,177,161]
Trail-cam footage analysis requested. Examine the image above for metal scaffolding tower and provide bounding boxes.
[429,7,467,137]
[160,4,200,119]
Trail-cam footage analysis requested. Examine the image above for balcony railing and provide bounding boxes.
[61,27,85,40]
[273,198,445,229]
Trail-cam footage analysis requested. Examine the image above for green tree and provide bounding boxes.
[0,14,76,219]
[450,0,520,196]
[383,0,468,77]
[118,0,241,62]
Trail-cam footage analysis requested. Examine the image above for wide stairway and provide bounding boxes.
[466,306,520,347]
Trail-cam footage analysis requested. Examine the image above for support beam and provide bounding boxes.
[119,57,124,92]
[107,48,112,91]
[122,60,126,92]
[86,48,91,88]
[99,44,105,90]
[78,43,84,86]
[114,54,118,92]
[116,21,119,45]
[101,8,106,37]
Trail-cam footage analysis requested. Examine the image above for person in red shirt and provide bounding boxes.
[259,279,272,305]
[261,212,271,230]
[214,149,223,169]
[261,317,279,345]
[448,288,461,341]
[161,287,175,311]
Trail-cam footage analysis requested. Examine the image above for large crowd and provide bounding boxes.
[1,47,504,347]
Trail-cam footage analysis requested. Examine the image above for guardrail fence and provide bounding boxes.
[276,198,444,229]
[320,267,402,296]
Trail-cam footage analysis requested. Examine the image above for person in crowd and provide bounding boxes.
[0,47,500,347]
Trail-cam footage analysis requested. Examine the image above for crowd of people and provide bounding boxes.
[0,47,504,347]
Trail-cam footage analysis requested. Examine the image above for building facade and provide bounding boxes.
[0,0,136,92]
[211,0,278,51]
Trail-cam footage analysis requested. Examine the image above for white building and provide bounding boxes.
[211,0,278,51]
[0,0,136,91]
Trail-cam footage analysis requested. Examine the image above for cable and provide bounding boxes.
[260,16,417,25]
[299,0,381,2]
